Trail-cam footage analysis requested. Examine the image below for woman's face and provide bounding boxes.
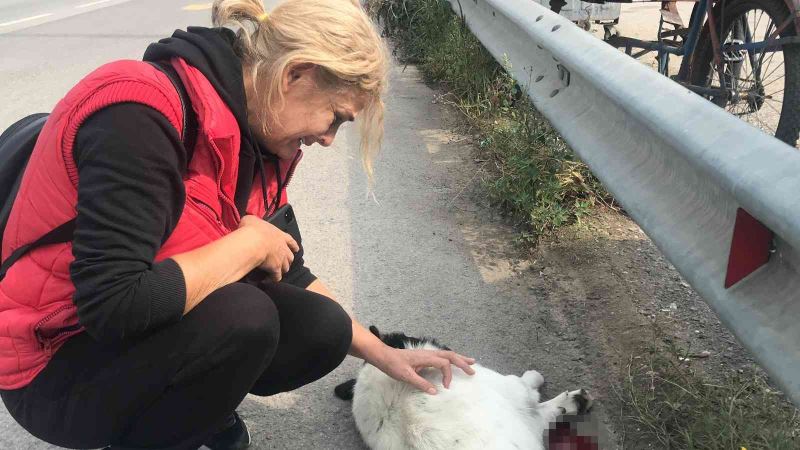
[248,64,366,160]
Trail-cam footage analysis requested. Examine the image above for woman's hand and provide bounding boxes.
[238,215,300,282]
[372,346,477,394]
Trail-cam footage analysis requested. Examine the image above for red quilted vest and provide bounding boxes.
[0,57,300,389]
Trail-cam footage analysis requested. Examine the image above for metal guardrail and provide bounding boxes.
[447,0,800,405]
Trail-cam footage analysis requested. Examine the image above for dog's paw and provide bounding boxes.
[548,389,594,415]
[522,370,545,389]
[566,389,593,414]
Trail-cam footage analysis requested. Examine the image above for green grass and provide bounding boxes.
[367,0,606,241]
[616,336,800,449]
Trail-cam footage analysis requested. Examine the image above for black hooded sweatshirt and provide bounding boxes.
[69,27,315,344]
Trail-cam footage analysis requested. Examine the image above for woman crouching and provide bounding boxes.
[0,1,474,448]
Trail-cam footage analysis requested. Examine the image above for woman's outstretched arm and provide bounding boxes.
[305,279,476,394]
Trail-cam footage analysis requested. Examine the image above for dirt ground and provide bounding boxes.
[428,98,773,448]
[538,208,772,447]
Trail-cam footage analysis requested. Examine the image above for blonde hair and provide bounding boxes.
[212,0,389,179]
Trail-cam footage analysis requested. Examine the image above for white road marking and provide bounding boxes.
[183,3,213,11]
[0,13,53,28]
[76,0,116,8]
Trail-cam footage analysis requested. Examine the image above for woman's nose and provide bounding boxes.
[318,131,336,147]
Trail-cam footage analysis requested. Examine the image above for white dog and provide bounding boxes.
[335,326,593,450]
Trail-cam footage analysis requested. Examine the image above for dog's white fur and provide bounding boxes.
[351,341,591,450]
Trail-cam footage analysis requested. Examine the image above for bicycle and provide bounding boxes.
[575,0,800,147]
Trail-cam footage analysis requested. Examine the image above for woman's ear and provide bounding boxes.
[282,62,317,92]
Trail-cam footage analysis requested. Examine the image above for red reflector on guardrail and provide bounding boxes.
[725,208,773,288]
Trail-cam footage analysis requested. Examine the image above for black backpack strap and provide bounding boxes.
[0,219,76,281]
[147,61,197,162]
[0,113,49,236]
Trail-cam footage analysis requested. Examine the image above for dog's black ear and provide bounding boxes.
[368,325,381,338]
[334,379,357,401]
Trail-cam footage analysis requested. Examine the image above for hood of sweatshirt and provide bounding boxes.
[143,26,267,215]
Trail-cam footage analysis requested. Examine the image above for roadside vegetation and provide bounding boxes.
[617,332,800,449]
[365,0,800,448]
[366,0,606,241]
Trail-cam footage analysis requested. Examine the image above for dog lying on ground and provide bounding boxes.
[334,326,593,450]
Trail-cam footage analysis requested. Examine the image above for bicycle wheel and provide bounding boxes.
[689,0,800,147]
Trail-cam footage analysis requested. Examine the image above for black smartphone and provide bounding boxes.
[266,203,301,245]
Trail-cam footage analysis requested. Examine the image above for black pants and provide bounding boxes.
[0,282,352,450]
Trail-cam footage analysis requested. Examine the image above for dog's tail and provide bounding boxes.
[334,379,356,400]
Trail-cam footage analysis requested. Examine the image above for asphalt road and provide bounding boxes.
[0,0,133,34]
[1,1,610,449]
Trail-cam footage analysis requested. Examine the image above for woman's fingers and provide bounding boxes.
[410,352,477,390]
[412,355,453,389]
[268,269,282,283]
[380,349,478,395]
[405,370,438,395]
[438,351,476,375]
[281,259,290,275]
[286,249,294,271]
[436,357,453,388]
[285,234,300,253]
[276,247,293,275]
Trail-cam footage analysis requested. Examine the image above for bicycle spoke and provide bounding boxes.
[760,50,780,80]
[753,9,765,35]
[751,52,783,88]
[756,46,783,84]
[737,101,767,124]
[733,102,746,117]
[761,90,783,109]
[744,101,777,132]
[756,10,768,37]
[749,17,773,70]
[759,56,785,85]
[744,17,761,80]
[757,116,777,134]
[763,98,784,117]
[758,22,779,68]
[727,10,785,132]
[745,100,781,132]
[755,112,775,132]
[761,77,783,92]
[761,50,784,78]
[761,71,786,89]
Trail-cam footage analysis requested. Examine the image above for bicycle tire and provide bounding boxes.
[689,0,800,146]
